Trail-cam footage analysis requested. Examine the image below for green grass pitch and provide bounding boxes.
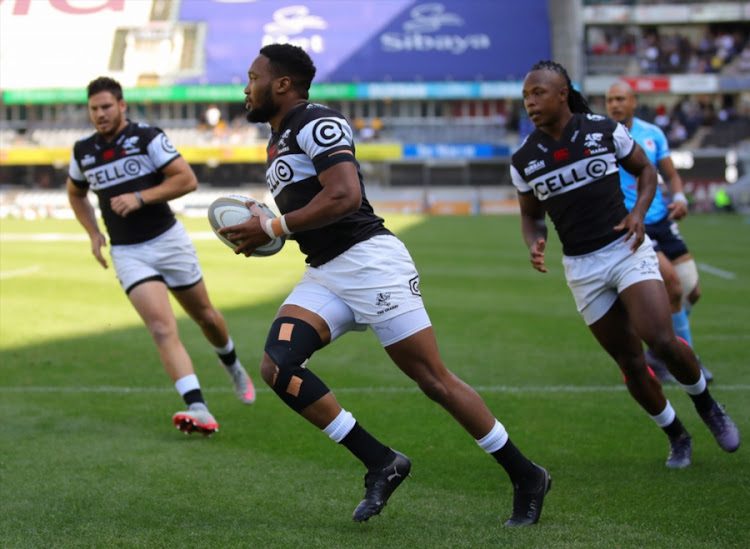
[1,212,748,548]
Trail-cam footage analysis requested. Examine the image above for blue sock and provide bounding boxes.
[672,310,693,347]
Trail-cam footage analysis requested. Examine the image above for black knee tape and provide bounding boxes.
[265,317,328,412]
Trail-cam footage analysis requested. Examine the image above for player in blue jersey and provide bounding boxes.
[605,81,713,383]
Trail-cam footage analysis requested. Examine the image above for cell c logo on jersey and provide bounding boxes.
[123,159,141,176]
[273,159,294,182]
[268,159,294,193]
[585,158,608,179]
[312,118,344,147]
[160,134,176,154]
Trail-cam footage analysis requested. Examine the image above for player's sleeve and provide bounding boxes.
[67,146,88,188]
[296,114,356,173]
[146,128,181,171]
[510,164,532,194]
[613,122,635,161]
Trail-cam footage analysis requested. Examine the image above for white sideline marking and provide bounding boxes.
[697,263,737,280]
[0,233,89,242]
[1,384,748,394]
[0,231,216,242]
[0,265,41,279]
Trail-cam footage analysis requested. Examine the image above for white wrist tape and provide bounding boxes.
[279,215,292,235]
[263,218,276,239]
[672,192,688,204]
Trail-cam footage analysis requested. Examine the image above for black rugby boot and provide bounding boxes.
[504,463,551,526]
[352,450,411,522]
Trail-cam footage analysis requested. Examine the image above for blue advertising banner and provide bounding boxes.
[403,143,511,159]
[178,0,550,85]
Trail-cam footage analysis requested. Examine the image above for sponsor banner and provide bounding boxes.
[718,75,750,93]
[621,76,670,93]
[403,143,511,159]
[670,74,720,94]
[0,0,154,89]
[0,147,72,167]
[584,3,744,23]
[177,0,549,84]
[0,0,549,90]
[0,143,403,166]
[2,81,524,105]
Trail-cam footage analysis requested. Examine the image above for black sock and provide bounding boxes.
[218,348,237,367]
[491,438,538,486]
[340,422,394,470]
[663,417,688,439]
[183,388,205,407]
[689,388,714,414]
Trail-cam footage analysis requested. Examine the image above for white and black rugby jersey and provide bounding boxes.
[68,121,179,245]
[266,102,391,266]
[510,113,635,256]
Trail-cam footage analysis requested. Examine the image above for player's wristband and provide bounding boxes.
[672,192,688,204]
[264,215,293,238]
[135,191,145,207]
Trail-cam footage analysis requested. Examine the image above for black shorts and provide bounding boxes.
[645,216,689,261]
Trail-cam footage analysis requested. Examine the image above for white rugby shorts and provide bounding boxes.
[563,234,663,325]
[110,220,203,294]
[282,234,431,346]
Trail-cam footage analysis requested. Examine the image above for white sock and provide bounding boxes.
[681,372,707,395]
[650,401,676,427]
[323,409,356,443]
[212,336,234,356]
[476,419,509,453]
[174,373,200,396]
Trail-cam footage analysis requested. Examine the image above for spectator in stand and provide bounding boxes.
[736,42,750,73]
[654,104,671,130]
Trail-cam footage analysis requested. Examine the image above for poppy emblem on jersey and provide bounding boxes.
[312,118,345,147]
[553,148,570,162]
[103,149,115,160]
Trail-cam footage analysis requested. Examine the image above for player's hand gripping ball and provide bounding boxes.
[207,194,285,257]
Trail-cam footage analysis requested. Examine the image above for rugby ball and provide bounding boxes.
[207,195,285,257]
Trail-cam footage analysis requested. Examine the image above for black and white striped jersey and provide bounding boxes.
[510,113,635,256]
[265,102,391,266]
[68,121,178,245]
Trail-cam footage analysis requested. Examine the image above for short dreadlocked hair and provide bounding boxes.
[529,60,592,115]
